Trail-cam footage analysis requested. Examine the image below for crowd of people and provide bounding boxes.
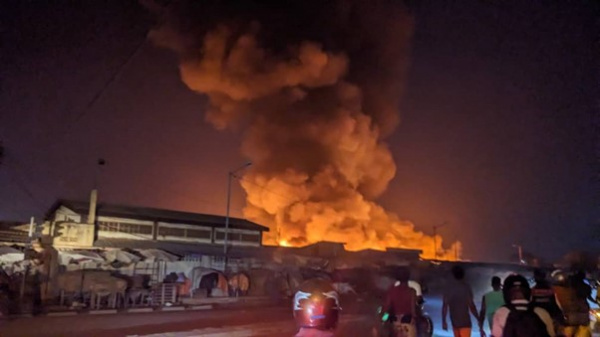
[388,265,598,337]
[291,265,598,337]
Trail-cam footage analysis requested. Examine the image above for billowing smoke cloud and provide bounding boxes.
[144,0,459,259]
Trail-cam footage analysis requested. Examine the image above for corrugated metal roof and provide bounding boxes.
[0,222,31,245]
[48,200,269,232]
[93,238,276,259]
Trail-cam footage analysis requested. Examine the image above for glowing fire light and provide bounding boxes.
[279,240,290,247]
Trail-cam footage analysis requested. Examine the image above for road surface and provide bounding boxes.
[0,303,376,337]
[1,295,597,337]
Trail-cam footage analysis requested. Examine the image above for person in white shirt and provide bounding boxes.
[492,274,555,337]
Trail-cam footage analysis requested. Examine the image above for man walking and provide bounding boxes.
[442,265,483,337]
[479,276,505,331]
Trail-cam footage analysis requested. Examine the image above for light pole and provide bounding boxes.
[512,244,524,264]
[224,162,252,257]
[432,222,447,260]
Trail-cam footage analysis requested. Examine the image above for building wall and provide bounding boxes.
[213,227,261,247]
[46,205,264,249]
[97,216,154,240]
[54,206,82,223]
[95,217,261,247]
[156,222,212,244]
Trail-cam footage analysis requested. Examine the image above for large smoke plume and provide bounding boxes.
[144,0,459,259]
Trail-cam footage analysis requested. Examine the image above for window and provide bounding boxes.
[98,221,152,235]
[241,233,260,243]
[215,230,259,243]
[186,229,211,239]
[98,222,119,232]
[214,231,240,241]
[158,227,185,237]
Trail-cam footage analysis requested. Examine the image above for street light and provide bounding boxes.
[432,222,448,260]
[512,244,525,264]
[224,162,252,257]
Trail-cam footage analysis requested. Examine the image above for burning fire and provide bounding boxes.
[145,0,459,260]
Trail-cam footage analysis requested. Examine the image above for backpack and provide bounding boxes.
[502,303,550,337]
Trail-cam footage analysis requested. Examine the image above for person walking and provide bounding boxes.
[442,265,484,337]
[479,276,505,332]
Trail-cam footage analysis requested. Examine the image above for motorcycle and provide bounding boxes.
[591,308,600,333]
[375,300,433,337]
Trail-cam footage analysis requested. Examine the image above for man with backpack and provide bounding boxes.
[491,274,555,337]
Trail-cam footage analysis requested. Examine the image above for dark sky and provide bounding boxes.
[0,1,598,262]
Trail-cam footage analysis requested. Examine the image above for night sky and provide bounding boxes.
[0,1,598,262]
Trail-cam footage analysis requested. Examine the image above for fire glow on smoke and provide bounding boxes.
[145,0,460,259]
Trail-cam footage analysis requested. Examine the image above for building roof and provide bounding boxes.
[48,200,269,232]
[0,222,30,245]
[93,238,276,259]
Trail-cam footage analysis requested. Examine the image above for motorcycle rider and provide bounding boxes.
[552,270,592,337]
[381,267,417,337]
[491,273,555,337]
[293,278,341,337]
[532,268,564,332]
[407,278,434,337]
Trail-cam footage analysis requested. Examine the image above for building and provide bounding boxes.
[42,191,269,253]
[0,191,424,275]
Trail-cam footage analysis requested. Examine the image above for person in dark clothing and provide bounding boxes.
[442,265,482,337]
[554,270,592,337]
[532,269,564,324]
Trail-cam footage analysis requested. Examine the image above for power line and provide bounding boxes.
[2,166,47,219]
[232,174,302,205]
[73,38,147,123]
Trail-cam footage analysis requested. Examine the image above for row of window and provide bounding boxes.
[158,226,211,239]
[98,222,152,235]
[97,221,260,243]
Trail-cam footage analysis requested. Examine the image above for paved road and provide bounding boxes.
[1,296,596,337]
[131,314,374,337]
[0,306,293,337]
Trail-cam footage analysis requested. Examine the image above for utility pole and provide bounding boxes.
[432,222,447,260]
[224,162,252,263]
[512,244,524,264]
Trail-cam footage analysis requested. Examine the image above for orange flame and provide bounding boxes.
[241,170,460,261]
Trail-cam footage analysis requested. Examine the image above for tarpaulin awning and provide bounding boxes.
[58,250,105,265]
[136,248,180,262]
[102,249,141,264]
[0,246,24,263]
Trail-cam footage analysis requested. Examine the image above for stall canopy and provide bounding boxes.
[191,267,228,296]
[0,246,24,264]
[58,250,104,265]
[136,249,180,262]
[102,249,141,264]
